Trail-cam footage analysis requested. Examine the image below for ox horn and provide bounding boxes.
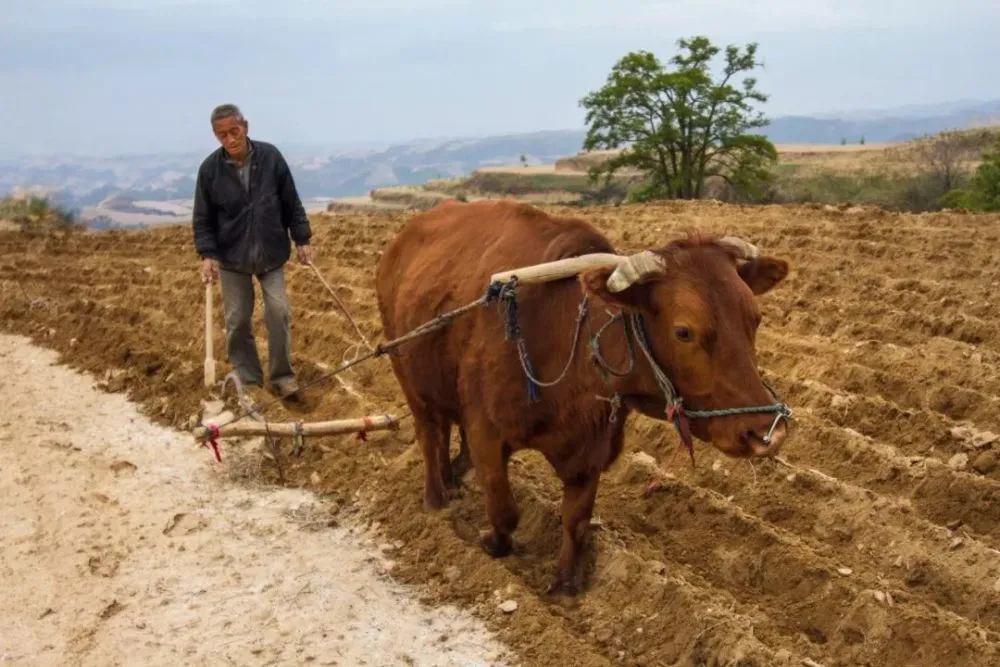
[717,236,761,261]
[606,250,666,293]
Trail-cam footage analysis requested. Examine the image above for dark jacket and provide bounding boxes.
[192,138,311,275]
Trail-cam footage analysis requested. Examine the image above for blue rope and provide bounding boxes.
[486,278,541,402]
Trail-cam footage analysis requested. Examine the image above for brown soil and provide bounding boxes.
[3,200,1000,666]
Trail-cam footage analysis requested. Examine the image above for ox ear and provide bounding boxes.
[579,266,650,310]
[737,257,789,295]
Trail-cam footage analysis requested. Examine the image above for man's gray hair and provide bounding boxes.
[210,104,244,124]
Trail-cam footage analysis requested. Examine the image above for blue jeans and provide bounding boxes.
[218,265,295,387]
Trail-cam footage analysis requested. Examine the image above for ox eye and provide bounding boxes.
[674,326,693,342]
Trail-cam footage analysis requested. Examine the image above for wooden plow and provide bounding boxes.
[191,252,632,470]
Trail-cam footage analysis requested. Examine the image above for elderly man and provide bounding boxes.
[192,103,312,398]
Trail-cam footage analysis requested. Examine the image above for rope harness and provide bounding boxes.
[485,275,793,463]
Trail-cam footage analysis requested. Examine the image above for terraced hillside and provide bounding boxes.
[2,200,1000,666]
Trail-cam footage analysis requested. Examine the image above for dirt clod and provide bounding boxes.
[4,201,1000,666]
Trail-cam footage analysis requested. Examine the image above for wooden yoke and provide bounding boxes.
[489,253,625,286]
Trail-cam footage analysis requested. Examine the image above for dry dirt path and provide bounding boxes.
[0,333,512,667]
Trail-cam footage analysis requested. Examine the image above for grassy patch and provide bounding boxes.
[0,196,82,233]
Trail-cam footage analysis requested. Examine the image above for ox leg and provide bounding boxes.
[437,422,468,497]
[549,472,600,596]
[468,424,519,558]
[443,425,472,491]
[415,415,450,510]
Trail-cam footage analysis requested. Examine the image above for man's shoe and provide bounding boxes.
[239,383,268,411]
[273,377,300,398]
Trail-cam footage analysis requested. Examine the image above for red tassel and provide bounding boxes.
[201,424,222,462]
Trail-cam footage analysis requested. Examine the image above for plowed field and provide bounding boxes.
[3,200,1000,667]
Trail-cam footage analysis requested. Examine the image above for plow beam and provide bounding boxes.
[193,414,401,441]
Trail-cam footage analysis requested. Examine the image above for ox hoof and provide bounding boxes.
[424,489,448,511]
[478,530,513,558]
[546,576,578,597]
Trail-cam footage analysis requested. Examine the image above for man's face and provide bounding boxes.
[212,116,249,160]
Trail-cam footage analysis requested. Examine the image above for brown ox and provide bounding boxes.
[375,199,791,593]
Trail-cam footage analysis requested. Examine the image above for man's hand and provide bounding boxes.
[296,244,313,265]
[201,257,219,283]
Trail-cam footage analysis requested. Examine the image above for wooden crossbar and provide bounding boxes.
[193,414,400,441]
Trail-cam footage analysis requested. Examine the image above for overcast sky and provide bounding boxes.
[2,0,998,156]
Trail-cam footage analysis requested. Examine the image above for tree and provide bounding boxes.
[916,129,976,194]
[941,133,1000,211]
[579,36,777,201]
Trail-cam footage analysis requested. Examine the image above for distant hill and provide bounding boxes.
[2,99,997,226]
[0,130,589,222]
[764,99,1000,143]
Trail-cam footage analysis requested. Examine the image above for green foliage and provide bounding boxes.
[0,195,80,232]
[579,35,777,201]
[940,134,1000,211]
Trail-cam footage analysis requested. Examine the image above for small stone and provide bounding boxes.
[972,451,997,475]
[837,567,853,576]
[201,400,225,418]
[948,453,969,471]
[498,600,518,613]
[972,431,998,449]
[649,561,667,575]
[443,566,461,582]
[873,591,886,603]
[949,537,964,550]
[950,426,972,440]
[993,578,1000,594]
[310,472,322,486]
